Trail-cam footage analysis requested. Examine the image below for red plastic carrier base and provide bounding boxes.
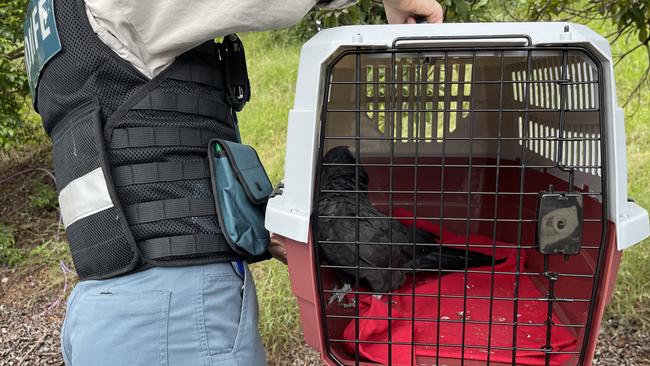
[284,226,621,366]
[283,164,623,366]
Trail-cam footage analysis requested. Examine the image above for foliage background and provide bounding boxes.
[0,0,43,149]
[2,1,650,147]
[1,0,649,363]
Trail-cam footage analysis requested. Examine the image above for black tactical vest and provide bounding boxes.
[28,0,256,280]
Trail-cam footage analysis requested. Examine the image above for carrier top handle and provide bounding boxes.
[414,16,428,24]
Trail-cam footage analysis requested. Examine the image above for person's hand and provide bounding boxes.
[268,233,288,265]
[382,0,443,24]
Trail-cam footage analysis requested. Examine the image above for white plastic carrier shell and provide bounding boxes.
[265,22,649,251]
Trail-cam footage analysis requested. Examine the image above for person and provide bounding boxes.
[23,0,443,365]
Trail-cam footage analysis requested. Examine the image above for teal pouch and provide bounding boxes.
[208,139,272,257]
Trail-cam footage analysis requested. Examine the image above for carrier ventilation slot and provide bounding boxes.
[512,56,598,110]
[519,116,602,176]
[363,58,472,144]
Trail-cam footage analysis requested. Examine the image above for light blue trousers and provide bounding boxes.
[60,262,267,366]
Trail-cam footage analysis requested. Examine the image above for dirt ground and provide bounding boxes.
[1,265,648,366]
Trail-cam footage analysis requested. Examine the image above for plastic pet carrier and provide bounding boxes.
[265,23,650,366]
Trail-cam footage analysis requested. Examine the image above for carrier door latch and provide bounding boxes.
[537,189,584,256]
[269,181,284,199]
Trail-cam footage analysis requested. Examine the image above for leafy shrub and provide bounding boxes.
[28,179,58,211]
[0,0,45,150]
[291,0,490,40]
[0,223,25,266]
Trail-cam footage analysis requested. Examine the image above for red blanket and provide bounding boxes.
[341,208,576,365]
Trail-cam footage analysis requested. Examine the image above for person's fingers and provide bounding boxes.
[383,9,401,24]
[383,0,444,25]
[269,246,288,264]
[424,1,444,23]
[268,234,288,265]
[268,244,288,264]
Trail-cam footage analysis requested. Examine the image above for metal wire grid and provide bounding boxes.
[313,43,608,366]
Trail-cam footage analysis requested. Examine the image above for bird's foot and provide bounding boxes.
[327,283,352,305]
[340,297,357,309]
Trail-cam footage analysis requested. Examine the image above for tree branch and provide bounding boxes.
[623,53,650,107]
[8,46,24,60]
[615,41,647,67]
[2,46,24,62]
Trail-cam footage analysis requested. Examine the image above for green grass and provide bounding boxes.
[238,32,302,183]
[236,32,305,359]
[0,222,23,266]
[597,24,650,325]
[239,25,650,359]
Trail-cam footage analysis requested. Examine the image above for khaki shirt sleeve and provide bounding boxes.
[84,0,320,78]
[316,0,359,9]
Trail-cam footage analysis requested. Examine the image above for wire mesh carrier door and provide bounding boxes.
[313,37,608,366]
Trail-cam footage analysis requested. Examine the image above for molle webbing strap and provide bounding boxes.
[109,126,214,149]
[168,63,225,90]
[112,161,209,187]
[124,197,216,225]
[138,234,231,260]
[131,90,230,121]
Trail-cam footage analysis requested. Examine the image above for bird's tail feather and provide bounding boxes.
[410,245,505,270]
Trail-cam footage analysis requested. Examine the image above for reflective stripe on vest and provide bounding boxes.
[59,167,113,228]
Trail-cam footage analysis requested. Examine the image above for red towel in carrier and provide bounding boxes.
[342,208,577,365]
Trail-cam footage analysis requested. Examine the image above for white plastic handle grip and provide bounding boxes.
[394,36,530,48]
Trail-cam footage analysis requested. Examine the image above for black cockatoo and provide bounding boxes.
[317,146,500,293]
